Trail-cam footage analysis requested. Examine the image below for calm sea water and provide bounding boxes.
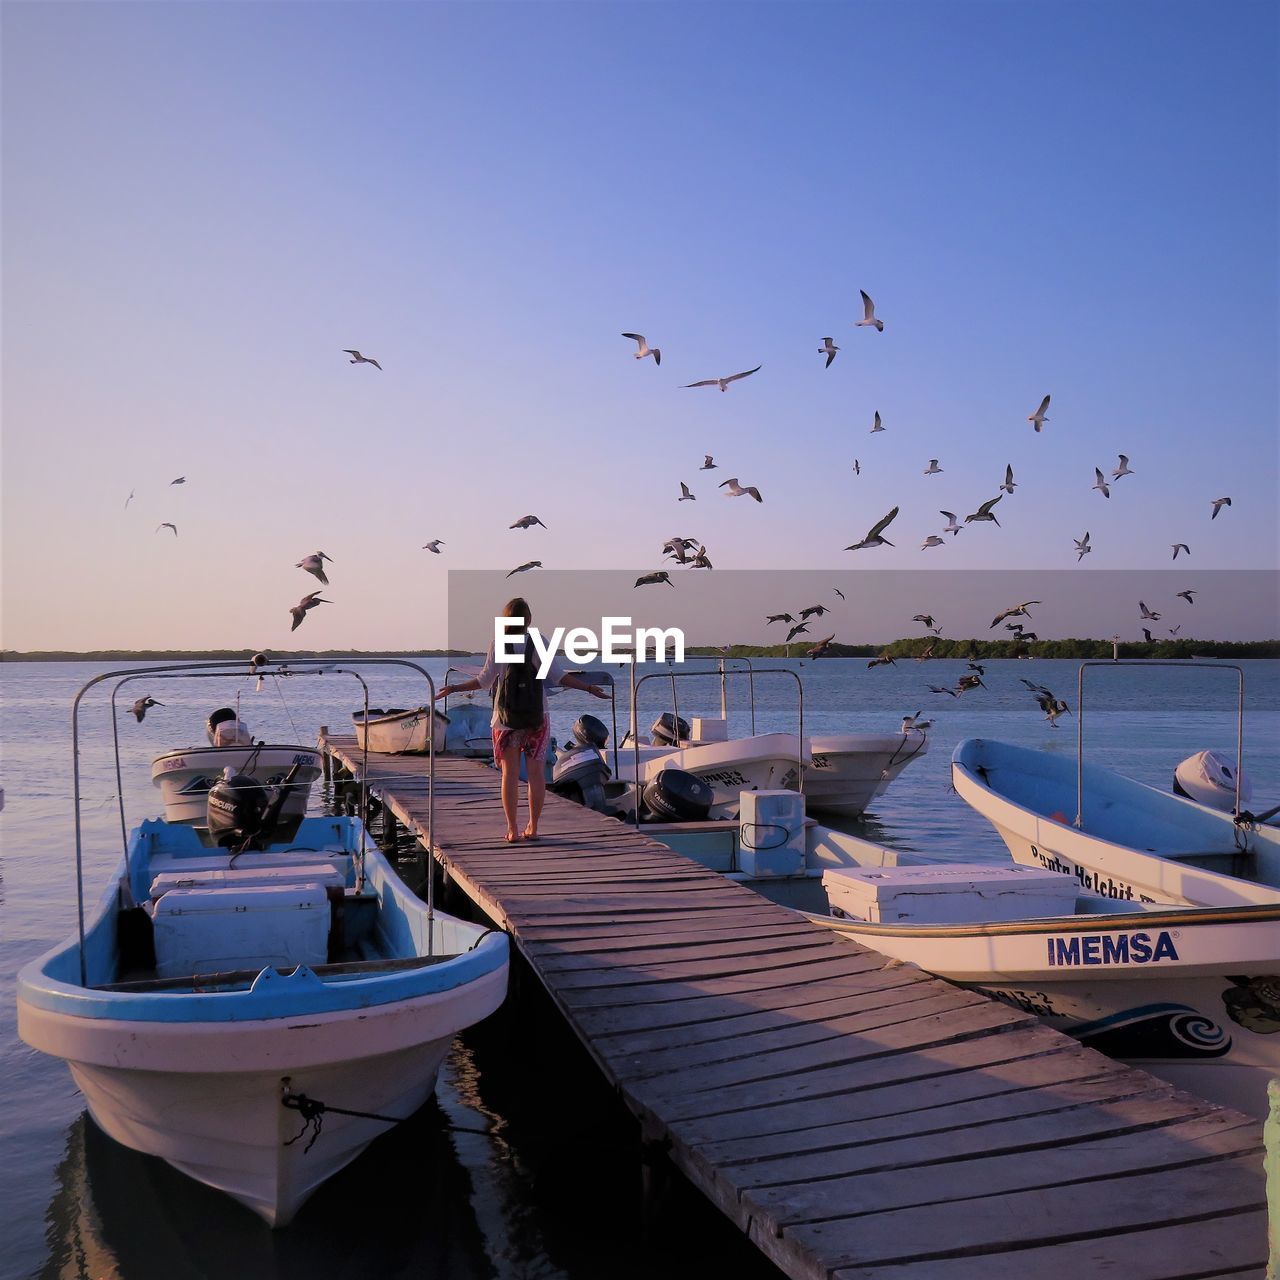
[2,657,1277,1279]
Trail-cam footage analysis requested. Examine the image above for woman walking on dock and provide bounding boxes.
[436,597,608,843]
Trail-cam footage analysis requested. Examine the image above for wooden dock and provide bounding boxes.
[321,736,1269,1279]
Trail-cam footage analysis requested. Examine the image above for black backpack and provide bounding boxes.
[494,643,543,729]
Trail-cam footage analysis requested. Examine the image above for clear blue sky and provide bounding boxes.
[3,0,1276,649]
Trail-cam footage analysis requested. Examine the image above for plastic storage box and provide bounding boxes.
[822,864,1078,924]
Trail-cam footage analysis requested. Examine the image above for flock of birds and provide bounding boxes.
[125,304,1235,667]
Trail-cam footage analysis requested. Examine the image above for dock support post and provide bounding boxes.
[381,806,400,852]
[639,1122,673,1234]
[319,728,331,780]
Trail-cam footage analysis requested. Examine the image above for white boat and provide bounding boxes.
[20,658,509,1228]
[815,859,1280,1122]
[151,709,322,834]
[352,706,448,755]
[805,730,928,817]
[952,737,1280,908]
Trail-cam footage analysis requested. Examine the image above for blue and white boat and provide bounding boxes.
[17,659,510,1228]
[951,738,1280,909]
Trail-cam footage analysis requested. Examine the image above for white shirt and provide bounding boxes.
[475,639,571,727]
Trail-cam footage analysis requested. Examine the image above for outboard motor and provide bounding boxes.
[641,768,713,823]
[552,741,613,811]
[207,769,273,849]
[1173,750,1252,813]
[206,707,254,747]
[207,762,303,850]
[572,714,609,749]
[650,712,690,747]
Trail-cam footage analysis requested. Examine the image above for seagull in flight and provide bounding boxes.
[507,560,542,578]
[700,455,717,470]
[819,337,839,368]
[1169,625,1182,636]
[297,551,334,584]
[785,622,811,643]
[806,635,836,659]
[1074,532,1091,561]
[1171,543,1190,560]
[719,477,763,502]
[1092,468,1111,499]
[510,514,548,530]
[170,476,186,486]
[290,591,330,631]
[156,522,178,536]
[679,481,696,501]
[924,459,943,475]
[1028,395,1050,432]
[1142,627,1156,643]
[684,365,762,392]
[799,604,830,620]
[1176,589,1198,605]
[422,539,445,554]
[869,411,884,433]
[965,495,1003,527]
[1210,496,1232,519]
[833,587,845,600]
[846,506,898,550]
[921,535,944,549]
[1000,464,1017,495]
[765,613,795,625]
[851,459,861,475]
[635,571,674,588]
[856,290,884,332]
[344,349,382,370]
[928,684,958,697]
[131,696,164,722]
[621,333,660,365]
[912,614,937,629]
[991,600,1041,629]
[124,490,134,509]
[1112,454,1135,480]
[940,510,962,536]
[1139,601,1161,620]
[867,651,897,668]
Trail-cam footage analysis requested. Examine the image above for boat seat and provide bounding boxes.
[1167,850,1258,877]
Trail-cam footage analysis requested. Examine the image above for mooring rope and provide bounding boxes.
[282,1090,402,1153]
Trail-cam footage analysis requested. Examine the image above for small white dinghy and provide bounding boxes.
[952,738,1280,908]
[152,708,322,835]
[352,706,448,755]
[20,659,509,1227]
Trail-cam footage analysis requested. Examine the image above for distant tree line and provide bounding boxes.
[686,637,1279,660]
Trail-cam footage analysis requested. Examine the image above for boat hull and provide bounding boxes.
[805,732,928,817]
[352,708,447,755]
[151,746,322,828]
[815,904,1280,1121]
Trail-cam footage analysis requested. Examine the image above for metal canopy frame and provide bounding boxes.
[1074,660,1246,839]
[629,666,805,829]
[70,657,437,986]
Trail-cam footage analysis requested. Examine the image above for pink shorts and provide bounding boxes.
[492,717,551,761]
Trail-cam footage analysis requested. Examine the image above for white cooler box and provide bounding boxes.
[822,864,1078,924]
[149,862,346,901]
[152,883,332,979]
[740,790,806,877]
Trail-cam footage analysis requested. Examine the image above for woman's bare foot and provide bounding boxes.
[523,824,539,841]
[506,830,523,844]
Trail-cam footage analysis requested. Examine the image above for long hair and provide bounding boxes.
[502,597,532,627]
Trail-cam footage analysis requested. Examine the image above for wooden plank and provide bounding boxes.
[742,1105,1251,1223]
[630,1003,1031,1108]
[610,988,991,1081]
[691,1072,1167,1170]
[651,1035,1101,1144]
[831,1210,1269,1280]
[585,972,935,1055]
[776,1153,1266,1270]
